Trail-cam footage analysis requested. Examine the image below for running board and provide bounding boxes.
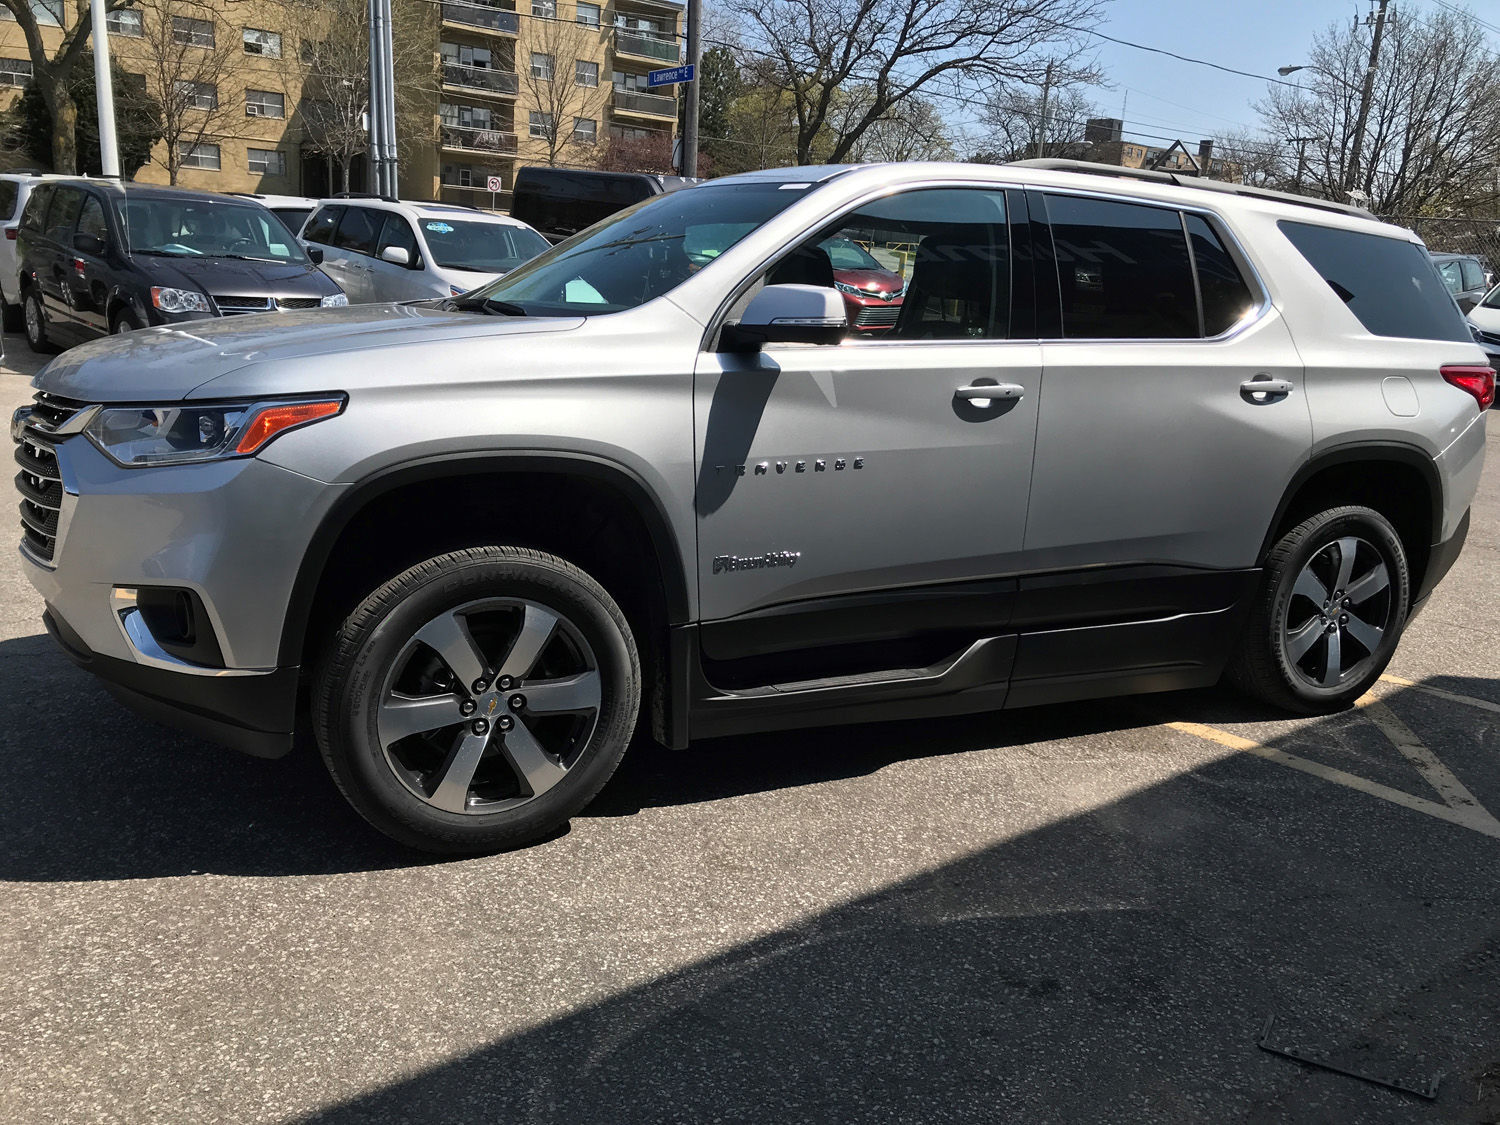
[683,633,1017,741]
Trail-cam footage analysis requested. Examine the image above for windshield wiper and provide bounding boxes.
[215,253,286,264]
[451,296,530,316]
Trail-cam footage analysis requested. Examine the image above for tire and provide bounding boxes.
[111,306,143,334]
[1228,505,1409,714]
[313,546,641,854]
[23,288,56,354]
[1,294,21,333]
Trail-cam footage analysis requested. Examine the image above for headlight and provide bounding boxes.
[150,286,211,314]
[834,280,904,300]
[833,281,862,297]
[84,397,345,467]
[320,293,348,308]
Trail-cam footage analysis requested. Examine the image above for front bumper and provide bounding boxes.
[44,606,297,758]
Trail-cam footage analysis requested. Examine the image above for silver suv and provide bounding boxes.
[13,160,1492,853]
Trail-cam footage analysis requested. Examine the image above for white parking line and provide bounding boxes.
[1379,673,1500,716]
[1165,692,1500,840]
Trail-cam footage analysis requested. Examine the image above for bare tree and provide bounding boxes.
[980,81,1096,161]
[518,15,608,167]
[125,0,238,184]
[1256,7,1500,213]
[0,0,131,172]
[844,95,954,162]
[1208,130,1289,189]
[297,0,435,193]
[728,0,1101,164]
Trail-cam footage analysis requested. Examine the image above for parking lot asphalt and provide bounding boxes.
[2,336,1499,1124]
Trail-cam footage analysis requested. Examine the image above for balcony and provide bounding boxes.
[612,28,677,63]
[442,1,519,35]
[441,124,519,154]
[442,62,519,96]
[612,88,676,118]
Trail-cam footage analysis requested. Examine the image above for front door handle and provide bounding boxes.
[955,383,1024,404]
[1240,375,1294,402]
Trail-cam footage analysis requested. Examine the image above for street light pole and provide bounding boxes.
[681,0,700,176]
[1036,60,1054,160]
[1346,0,1389,200]
[89,0,119,177]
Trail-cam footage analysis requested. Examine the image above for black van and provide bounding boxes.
[509,166,698,243]
[16,180,346,353]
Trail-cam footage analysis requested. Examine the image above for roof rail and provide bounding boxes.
[1006,159,1376,219]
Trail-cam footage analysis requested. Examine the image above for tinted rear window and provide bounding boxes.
[1184,214,1257,335]
[1280,221,1468,342]
[0,180,18,221]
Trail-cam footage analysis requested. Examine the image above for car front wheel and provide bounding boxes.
[313,546,641,853]
[1229,505,1409,713]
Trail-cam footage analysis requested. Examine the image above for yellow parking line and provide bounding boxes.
[1165,719,1500,840]
[1379,674,1500,715]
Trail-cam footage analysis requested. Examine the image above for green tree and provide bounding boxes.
[680,44,743,172]
[16,53,163,177]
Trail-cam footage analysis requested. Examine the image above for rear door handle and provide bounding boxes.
[1240,376,1294,401]
[955,383,1025,403]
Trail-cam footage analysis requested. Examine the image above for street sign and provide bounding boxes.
[486,175,504,193]
[647,64,695,88]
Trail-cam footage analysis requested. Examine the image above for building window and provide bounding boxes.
[575,60,597,87]
[0,1,61,28]
[247,148,285,176]
[575,1,599,25]
[573,117,595,144]
[179,143,221,170]
[0,57,33,87]
[243,28,281,58]
[106,9,143,36]
[172,16,215,49]
[530,53,554,80]
[245,89,285,119]
[531,0,555,15]
[174,80,217,111]
[528,111,554,138]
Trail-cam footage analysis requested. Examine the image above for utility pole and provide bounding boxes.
[1287,135,1320,192]
[367,0,398,196]
[680,0,701,176]
[1035,60,1054,159]
[89,0,119,177]
[1344,0,1389,200]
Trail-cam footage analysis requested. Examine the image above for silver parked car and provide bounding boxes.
[301,198,549,302]
[13,160,1491,853]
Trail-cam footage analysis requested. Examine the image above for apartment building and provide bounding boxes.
[0,0,683,206]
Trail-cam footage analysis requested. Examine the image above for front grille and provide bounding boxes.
[212,294,273,313]
[275,296,321,310]
[855,305,902,328]
[1476,327,1500,348]
[14,392,86,564]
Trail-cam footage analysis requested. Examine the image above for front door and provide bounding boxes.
[694,187,1042,663]
[64,193,112,338]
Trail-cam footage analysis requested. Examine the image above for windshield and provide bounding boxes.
[121,199,308,263]
[1481,283,1500,310]
[821,236,883,272]
[421,218,550,273]
[464,182,810,315]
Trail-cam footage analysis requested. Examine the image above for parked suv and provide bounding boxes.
[15,181,346,351]
[1432,252,1489,312]
[0,172,67,331]
[14,160,1490,854]
[301,198,548,301]
[510,166,698,243]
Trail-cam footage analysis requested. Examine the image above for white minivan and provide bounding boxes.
[300,198,549,302]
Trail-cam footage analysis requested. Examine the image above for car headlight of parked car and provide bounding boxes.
[84,397,346,467]
[150,286,212,314]
[320,293,349,308]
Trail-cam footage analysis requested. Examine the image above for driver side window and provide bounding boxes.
[743,188,1013,341]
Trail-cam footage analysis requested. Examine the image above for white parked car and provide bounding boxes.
[0,172,69,330]
[300,198,550,302]
[1465,283,1500,374]
[228,192,322,239]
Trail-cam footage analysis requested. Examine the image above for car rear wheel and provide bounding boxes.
[313,546,641,854]
[23,289,55,354]
[1228,505,1409,713]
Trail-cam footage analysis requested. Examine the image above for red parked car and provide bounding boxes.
[820,236,905,332]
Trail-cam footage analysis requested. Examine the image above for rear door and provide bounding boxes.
[36,185,85,338]
[63,192,113,338]
[370,213,426,300]
[1025,191,1310,578]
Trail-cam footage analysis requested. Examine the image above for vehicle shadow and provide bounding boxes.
[290,675,1500,1125]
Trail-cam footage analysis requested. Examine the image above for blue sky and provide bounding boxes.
[966,0,1497,152]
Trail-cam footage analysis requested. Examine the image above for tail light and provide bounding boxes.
[1442,364,1495,410]
[4,227,16,241]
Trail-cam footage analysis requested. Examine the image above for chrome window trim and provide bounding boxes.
[699,175,1274,351]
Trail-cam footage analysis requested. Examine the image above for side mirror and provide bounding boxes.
[380,245,410,267]
[720,284,848,352]
[73,231,106,257]
[307,246,324,265]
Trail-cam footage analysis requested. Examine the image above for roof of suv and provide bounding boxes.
[33,178,270,207]
[315,196,537,229]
